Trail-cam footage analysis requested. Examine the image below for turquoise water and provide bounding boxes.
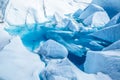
[5,23,111,70]
[6,23,111,53]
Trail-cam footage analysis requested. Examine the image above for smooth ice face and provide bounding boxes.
[84,50,120,80]
[79,4,104,20]
[38,39,68,60]
[91,23,120,42]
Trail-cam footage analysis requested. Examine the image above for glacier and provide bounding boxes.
[0,0,120,80]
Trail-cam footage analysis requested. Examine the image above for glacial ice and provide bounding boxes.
[83,11,110,27]
[41,58,111,80]
[0,0,120,80]
[72,9,82,19]
[79,4,104,21]
[4,0,91,26]
[38,39,68,61]
[84,50,120,80]
[0,36,45,80]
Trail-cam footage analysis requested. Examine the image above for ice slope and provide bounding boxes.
[0,36,45,80]
[91,23,120,42]
[84,50,120,80]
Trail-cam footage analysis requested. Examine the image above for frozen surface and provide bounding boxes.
[0,37,45,80]
[84,50,120,80]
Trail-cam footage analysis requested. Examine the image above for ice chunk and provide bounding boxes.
[38,39,68,60]
[72,9,82,19]
[41,58,112,80]
[103,40,120,50]
[0,28,11,51]
[51,13,69,28]
[92,0,120,18]
[89,41,104,50]
[84,50,120,80]
[66,20,80,32]
[79,4,104,21]
[83,11,110,27]
[41,59,77,80]
[0,37,45,80]
[91,23,120,42]
[105,12,120,27]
